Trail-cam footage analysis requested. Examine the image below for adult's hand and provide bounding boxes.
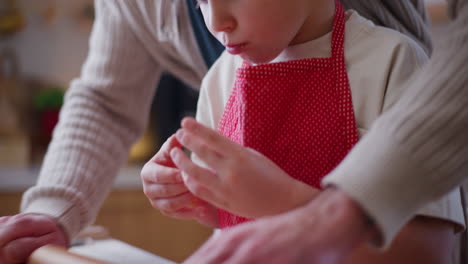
[183,188,376,264]
[141,135,218,228]
[171,117,318,219]
[0,214,68,264]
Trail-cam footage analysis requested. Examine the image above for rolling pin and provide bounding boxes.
[28,245,112,264]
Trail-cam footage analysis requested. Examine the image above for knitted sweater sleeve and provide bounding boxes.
[20,0,161,239]
[323,0,468,247]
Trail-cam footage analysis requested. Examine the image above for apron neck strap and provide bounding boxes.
[241,0,346,67]
[331,0,346,61]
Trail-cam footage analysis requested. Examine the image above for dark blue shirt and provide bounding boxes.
[186,0,225,68]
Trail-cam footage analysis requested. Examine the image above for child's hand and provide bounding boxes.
[170,117,320,219]
[141,135,218,228]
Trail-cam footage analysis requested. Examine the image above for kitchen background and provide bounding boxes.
[0,0,450,262]
[0,0,210,262]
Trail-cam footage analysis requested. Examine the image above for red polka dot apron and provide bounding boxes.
[217,1,358,228]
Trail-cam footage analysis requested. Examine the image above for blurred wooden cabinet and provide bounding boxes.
[0,190,212,263]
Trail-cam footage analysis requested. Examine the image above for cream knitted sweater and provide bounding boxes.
[324,0,468,246]
[20,0,207,238]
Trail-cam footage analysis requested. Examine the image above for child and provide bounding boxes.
[142,0,465,262]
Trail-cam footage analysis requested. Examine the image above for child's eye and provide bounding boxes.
[195,0,207,8]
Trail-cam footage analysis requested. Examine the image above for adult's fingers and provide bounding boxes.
[0,214,57,247]
[143,183,188,200]
[0,216,10,224]
[3,232,67,264]
[141,162,183,184]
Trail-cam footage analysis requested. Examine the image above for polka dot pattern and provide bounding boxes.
[217,1,358,228]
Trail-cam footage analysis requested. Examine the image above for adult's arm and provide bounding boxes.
[323,0,468,247]
[20,0,161,240]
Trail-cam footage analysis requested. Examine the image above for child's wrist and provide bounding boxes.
[319,187,380,246]
[288,180,320,211]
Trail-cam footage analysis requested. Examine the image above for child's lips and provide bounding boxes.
[225,43,246,55]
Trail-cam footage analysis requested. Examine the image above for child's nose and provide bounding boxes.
[207,2,235,33]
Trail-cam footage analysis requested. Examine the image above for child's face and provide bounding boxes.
[198,0,321,64]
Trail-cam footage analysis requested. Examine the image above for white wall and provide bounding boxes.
[0,0,93,87]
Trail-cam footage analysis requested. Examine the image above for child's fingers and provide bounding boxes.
[175,129,224,171]
[151,135,183,165]
[141,162,183,184]
[165,208,200,220]
[143,183,188,200]
[150,192,195,213]
[180,117,240,155]
[170,148,220,204]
